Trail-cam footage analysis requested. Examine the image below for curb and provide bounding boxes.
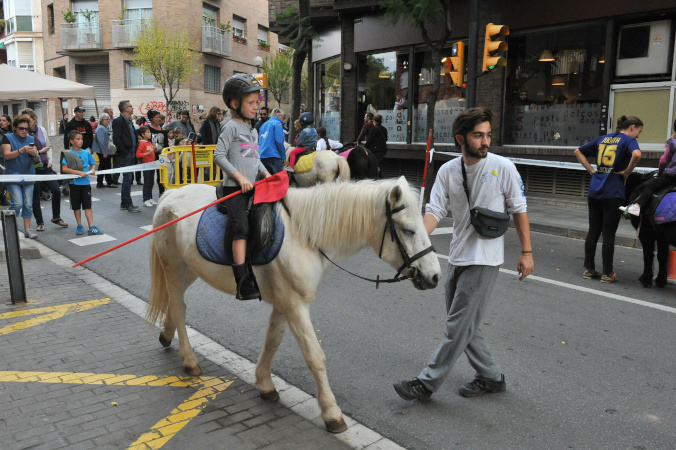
[31,240,405,450]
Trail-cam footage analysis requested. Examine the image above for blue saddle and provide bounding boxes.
[196,204,284,266]
[654,191,676,224]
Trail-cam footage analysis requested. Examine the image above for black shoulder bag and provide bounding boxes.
[461,158,510,238]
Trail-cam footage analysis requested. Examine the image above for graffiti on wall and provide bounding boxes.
[138,100,191,115]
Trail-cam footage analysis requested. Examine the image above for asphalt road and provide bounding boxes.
[31,181,676,449]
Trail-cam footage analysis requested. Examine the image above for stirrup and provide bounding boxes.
[236,275,261,300]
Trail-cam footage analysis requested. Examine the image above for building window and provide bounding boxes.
[4,0,33,34]
[504,25,605,147]
[47,5,55,34]
[202,4,218,27]
[257,26,268,45]
[126,62,155,88]
[124,0,153,21]
[233,15,245,39]
[72,0,99,23]
[204,65,221,93]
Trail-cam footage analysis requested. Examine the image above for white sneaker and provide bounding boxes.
[619,203,640,216]
[143,200,154,208]
[150,199,158,206]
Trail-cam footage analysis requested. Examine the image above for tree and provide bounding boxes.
[275,0,317,143]
[262,50,293,109]
[380,0,452,201]
[129,20,201,113]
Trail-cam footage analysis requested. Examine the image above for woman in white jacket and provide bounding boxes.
[22,108,68,231]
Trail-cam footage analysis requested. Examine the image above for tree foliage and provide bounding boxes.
[262,50,293,109]
[129,20,201,112]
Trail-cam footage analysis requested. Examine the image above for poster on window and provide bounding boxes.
[320,113,340,141]
[505,103,601,146]
[413,102,466,143]
[381,109,407,142]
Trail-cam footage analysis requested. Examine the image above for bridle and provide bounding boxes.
[304,196,435,288]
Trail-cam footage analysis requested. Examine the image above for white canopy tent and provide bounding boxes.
[0,64,96,101]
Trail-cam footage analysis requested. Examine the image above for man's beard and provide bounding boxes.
[465,141,489,159]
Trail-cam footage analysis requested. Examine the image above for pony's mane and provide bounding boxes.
[284,179,418,252]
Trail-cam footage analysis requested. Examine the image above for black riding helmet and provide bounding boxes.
[299,111,314,127]
[222,74,261,119]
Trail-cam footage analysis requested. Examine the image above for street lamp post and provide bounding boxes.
[252,56,268,109]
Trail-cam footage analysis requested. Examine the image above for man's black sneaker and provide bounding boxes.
[459,375,506,398]
[393,377,433,401]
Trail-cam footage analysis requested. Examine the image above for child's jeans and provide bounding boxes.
[142,169,154,202]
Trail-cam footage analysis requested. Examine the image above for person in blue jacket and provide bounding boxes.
[258,109,287,174]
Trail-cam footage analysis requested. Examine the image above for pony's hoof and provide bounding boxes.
[159,333,172,348]
[259,389,280,402]
[184,365,202,376]
[638,274,653,288]
[655,275,668,288]
[325,417,348,433]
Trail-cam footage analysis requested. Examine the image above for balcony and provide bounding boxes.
[202,26,231,57]
[60,22,102,51]
[112,19,147,48]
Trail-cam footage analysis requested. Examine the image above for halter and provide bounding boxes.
[313,196,435,288]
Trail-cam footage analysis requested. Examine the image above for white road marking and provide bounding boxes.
[140,225,153,231]
[431,227,453,235]
[69,234,117,246]
[435,253,676,315]
[115,191,143,197]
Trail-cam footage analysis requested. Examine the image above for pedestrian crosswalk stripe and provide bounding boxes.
[69,234,117,246]
[116,191,144,197]
[140,225,153,231]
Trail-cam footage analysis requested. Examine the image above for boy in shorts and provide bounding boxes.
[61,130,104,236]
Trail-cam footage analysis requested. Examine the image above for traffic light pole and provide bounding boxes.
[466,0,480,108]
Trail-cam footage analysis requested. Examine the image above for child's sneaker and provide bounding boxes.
[582,268,600,279]
[619,203,640,216]
[601,272,616,283]
[76,225,84,235]
[87,226,103,235]
[143,200,154,207]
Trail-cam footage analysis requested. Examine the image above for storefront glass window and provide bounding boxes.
[357,51,408,142]
[412,48,466,143]
[318,58,341,140]
[504,25,605,146]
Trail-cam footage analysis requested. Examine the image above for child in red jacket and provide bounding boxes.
[135,126,156,207]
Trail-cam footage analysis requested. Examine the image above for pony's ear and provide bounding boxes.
[389,185,402,206]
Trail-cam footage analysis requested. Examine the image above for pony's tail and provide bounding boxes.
[146,235,169,325]
[336,154,351,181]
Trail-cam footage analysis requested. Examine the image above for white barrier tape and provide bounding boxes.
[94,161,159,175]
[0,174,78,182]
[434,151,654,174]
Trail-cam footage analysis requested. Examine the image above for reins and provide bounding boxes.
[281,192,435,289]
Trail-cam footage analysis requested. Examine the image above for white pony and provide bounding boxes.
[284,142,351,187]
[146,177,440,433]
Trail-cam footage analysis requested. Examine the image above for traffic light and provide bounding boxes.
[449,41,465,87]
[253,73,268,89]
[482,23,509,72]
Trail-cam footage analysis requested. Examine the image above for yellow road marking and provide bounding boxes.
[0,370,234,449]
[0,299,112,336]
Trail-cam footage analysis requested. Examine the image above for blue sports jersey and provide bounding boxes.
[62,149,96,186]
[579,132,640,199]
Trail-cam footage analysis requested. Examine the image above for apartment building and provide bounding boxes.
[0,0,47,122]
[18,0,282,134]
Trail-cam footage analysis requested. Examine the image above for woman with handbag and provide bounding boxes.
[364,114,388,178]
[21,108,68,231]
[93,113,116,188]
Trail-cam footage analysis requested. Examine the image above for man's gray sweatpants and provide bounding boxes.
[418,264,502,392]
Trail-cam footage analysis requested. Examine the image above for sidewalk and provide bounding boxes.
[0,240,400,450]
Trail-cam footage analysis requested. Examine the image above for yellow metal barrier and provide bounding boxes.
[158,145,224,189]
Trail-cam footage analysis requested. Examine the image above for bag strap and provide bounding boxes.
[460,157,473,213]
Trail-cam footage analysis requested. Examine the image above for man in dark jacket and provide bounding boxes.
[364,114,388,179]
[63,107,93,151]
[112,100,140,213]
[254,107,269,133]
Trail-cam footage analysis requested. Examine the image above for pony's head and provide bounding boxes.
[377,177,441,290]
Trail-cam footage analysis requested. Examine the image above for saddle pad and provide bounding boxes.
[654,192,676,224]
[295,151,317,174]
[196,204,284,266]
[337,148,353,159]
